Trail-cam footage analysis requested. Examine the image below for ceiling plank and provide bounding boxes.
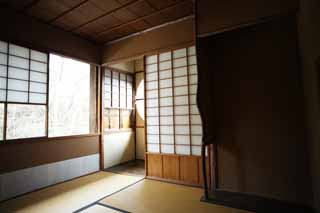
[70,0,141,32]
[95,0,191,38]
[47,0,90,23]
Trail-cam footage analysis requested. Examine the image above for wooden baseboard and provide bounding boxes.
[201,190,315,213]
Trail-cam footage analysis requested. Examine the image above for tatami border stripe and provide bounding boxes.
[97,203,131,213]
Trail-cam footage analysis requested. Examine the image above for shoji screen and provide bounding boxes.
[145,46,202,156]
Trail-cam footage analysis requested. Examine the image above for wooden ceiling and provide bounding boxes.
[1,0,194,44]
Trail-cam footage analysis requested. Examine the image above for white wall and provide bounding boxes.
[103,131,135,168]
[0,154,99,201]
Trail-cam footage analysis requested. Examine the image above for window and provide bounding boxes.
[0,40,48,140]
[49,54,91,137]
[145,46,203,156]
[104,68,133,131]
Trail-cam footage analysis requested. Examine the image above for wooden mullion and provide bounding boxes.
[3,43,9,142]
[144,56,148,176]
[171,50,176,155]
[45,53,49,137]
[118,71,121,129]
[186,47,192,156]
[157,54,161,154]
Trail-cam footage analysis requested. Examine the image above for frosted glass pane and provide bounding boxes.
[147,125,159,134]
[173,67,187,77]
[160,125,174,134]
[175,115,189,125]
[160,97,173,106]
[8,67,29,80]
[105,76,111,85]
[189,75,198,84]
[7,90,28,102]
[173,58,187,68]
[146,81,158,90]
[146,72,157,81]
[146,55,157,64]
[0,65,6,77]
[8,79,28,91]
[159,51,171,61]
[161,144,174,154]
[0,53,7,65]
[0,77,7,89]
[189,84,197,94]
[9,44,29,58]
[161,135,174,144]
[30,82,47,93]
[176,145,190,155]
[105,83,111,93]
[175,125,190,134]
[120,96,126,108]
[146,90,158,99]
[174,95,188,105]
[146,64,157,73]
[29,93,46,104]
[147,144,160,153]
[190,105,200,114]
[127,94,133,106]
[120,73,126,80]
[191,135,202,145]
[159,61,171,70]
[160,88,172,97]
[174,76,188,86]
[147,134,159,143]
[147,116,159,125]
[190,95,197,104]
[146,107,158,116]
[188,46,196,55]
[9,56,29,69]
[31,61,47,73]
[159,79,172,88]
[0,90,5,101]
[176,135,190,144]
[0,41,7,53]
[113,72,119,79]
[160,116,173,125]
[174,86,188,96]
[173,48,186,58]
[105,69,111,76]
[174,105,189,115]
[120,80,126,89]
[189,56,197,65]
[31,50,47,62]
[189,65,198,75]
[6,104,46,139]
[159,69,172,79]
[191,115,202,124]
[192,146,201,156]
[191,125,202,135]
[127,75,133,82]
[160,106,173,116]
[146,99,158,107]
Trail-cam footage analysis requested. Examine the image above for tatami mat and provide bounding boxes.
[0,172,143,213]
[100,179,253,213]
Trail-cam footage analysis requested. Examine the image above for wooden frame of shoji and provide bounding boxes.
[145,45,203,156]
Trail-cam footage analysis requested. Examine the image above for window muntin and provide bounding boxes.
[103,68,134,131]
[0,104,4,140]
[48,54,90,137]
[145,46,203,156]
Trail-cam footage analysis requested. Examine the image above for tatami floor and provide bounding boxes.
[0,171,253,213]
